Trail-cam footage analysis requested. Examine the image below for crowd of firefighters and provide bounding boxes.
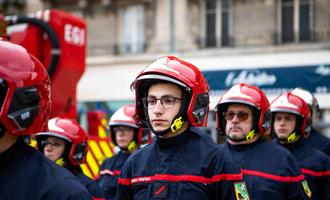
[0,39,329,200]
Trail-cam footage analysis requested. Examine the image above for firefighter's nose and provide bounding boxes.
[152,100,164,113]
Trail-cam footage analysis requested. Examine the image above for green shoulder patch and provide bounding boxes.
[234,182,250,200]
[301,180,312,198]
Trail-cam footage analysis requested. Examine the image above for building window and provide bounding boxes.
[119,5,145,54]
[206,0,216,47]
[281,0,294,42]
[299,0,310,41]
[280,0,311,43]
[221,0,230,46]
[203,0,231,48]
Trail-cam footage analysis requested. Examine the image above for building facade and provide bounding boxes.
[1,0,330,138]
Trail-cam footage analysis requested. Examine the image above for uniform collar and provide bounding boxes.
[278,137,305,149]
[227,137,265,151]
[156,128,190,149]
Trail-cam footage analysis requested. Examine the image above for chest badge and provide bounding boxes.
[301,180,312,198]
[234,182,250,200]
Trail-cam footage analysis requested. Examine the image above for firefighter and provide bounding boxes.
[271,92,330,200]
[0,40,91,199]
[35,117,105,199]
[97,104,144,200]
[216,83,309,200]
[291,87,330,156]
[115,56,246,200]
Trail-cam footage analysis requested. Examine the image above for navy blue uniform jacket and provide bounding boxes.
[305,128,330,156]
[277,139,330,200]
[0,137,92,199]
[115,127,244,200]
[97,151,131,199]
[222,138,309,200]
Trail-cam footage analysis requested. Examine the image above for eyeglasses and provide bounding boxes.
[142,96,182,109]
[41,141,64,149]
[223,111,250,121]
[113,127,133,134]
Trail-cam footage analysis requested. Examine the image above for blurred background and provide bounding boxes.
[1,0,329,142]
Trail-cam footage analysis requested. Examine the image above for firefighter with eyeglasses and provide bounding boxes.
[115,56,246,200]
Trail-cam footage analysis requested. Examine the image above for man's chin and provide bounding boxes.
[228,132,245,139]
[153,127,167,132]
[47,156,56,162]
[118,144,128,149]
[228,136,243,141]
[152,125,168,132]
[276,133,289,139]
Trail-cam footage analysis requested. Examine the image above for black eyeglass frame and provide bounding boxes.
[141,96,182,109]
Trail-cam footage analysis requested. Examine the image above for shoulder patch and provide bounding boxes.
[234,182,250,200]
[301,180,312,198]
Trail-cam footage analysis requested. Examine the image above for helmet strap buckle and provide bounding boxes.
[246,130,256,141]
[171,117,183,133]
[287,132,297,143]
[128,140,138,152]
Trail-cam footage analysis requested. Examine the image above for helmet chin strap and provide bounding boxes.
[245,130,256,141]
[279,132,298,143]
[227,129,256,142]
[170,117,184,132]
[119,140,138,152]
[149,116,185,136]
[127,140,138,152]
[55,157,66,167]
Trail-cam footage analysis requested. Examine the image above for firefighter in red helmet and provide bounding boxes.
[108,104,144,152]
[216,83,308,200]
[271,92,330,199]
[97,104,144,200]
[0,40,91,199]
[116,56,245,200]
[36,117,105,199]
[291,87,330,156]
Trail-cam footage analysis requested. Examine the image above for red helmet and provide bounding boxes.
[270,92,311,137]
[108,104,143,146]
[131,56,210,130]
[36,117,88,166]
[215,83,271,136]
[0,40,51,137]
[291,88,320,126]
